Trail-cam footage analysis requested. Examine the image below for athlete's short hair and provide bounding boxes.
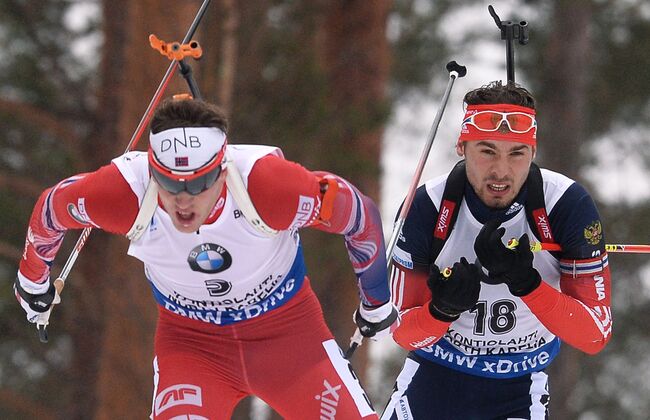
[463,81,536,110]
[151,98,229,134]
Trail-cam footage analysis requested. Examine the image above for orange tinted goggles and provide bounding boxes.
[463,111,536,134]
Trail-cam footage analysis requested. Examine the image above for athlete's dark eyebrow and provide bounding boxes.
[475,141,529,153]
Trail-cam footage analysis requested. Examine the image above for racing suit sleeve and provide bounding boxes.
[247,154,390,306]
[389,263,451,350]
[522,183,612,354]
[522,255,612,354]
[18,163,139,285]
[380,185,451,350]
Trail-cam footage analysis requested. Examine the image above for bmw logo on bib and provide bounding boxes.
[187,243,233,274]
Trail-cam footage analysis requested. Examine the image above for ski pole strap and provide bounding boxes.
[126,179,159,241]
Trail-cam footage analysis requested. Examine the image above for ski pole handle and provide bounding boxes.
[506,237,562,252]
[604,244,650,253]
[344,329,364,359]
[36,278,64,343]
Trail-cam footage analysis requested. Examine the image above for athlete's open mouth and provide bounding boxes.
[177,211,196,223]
[488,183,509,193]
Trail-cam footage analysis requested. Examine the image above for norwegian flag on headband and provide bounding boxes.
[175,156,189,167]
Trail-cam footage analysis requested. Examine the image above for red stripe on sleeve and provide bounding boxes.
[390,263,450,350]
[393,306,450,350]
[522,260,612,355]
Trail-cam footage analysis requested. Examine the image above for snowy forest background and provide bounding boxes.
[1,0,650,419]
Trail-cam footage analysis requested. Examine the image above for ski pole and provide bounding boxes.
[36,0,212,343]
[344,61,467,359]
[604,244,650,254]
[507,238,650,254]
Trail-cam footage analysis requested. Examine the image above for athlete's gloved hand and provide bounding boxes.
[354,300,399,340]
[427,257,481,322]
[14,274,57,323]
[474,219,541,297]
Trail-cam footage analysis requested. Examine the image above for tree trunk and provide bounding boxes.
[537,1,594,418]
[536,0,593,180]
[90,1,200,418]
[201,0,240,114]
[311,0,392,403]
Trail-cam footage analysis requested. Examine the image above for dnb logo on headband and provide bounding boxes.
[187,243,232,273]
[150,127,226,171]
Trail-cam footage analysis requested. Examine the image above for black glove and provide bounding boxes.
[427,257,481,322]
[474,219,541,296]
[14,276,56,314]
[354,301,399,339]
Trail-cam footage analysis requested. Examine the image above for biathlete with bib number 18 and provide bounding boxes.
[14,97,398,419]
[382,81,612,420]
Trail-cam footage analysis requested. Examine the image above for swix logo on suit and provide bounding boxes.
[532,209,554,241]
[315,380,342,419]
[434,200,455,239]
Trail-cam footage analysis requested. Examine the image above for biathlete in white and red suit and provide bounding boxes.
[382,81,612,420]
[14,98,398,419]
